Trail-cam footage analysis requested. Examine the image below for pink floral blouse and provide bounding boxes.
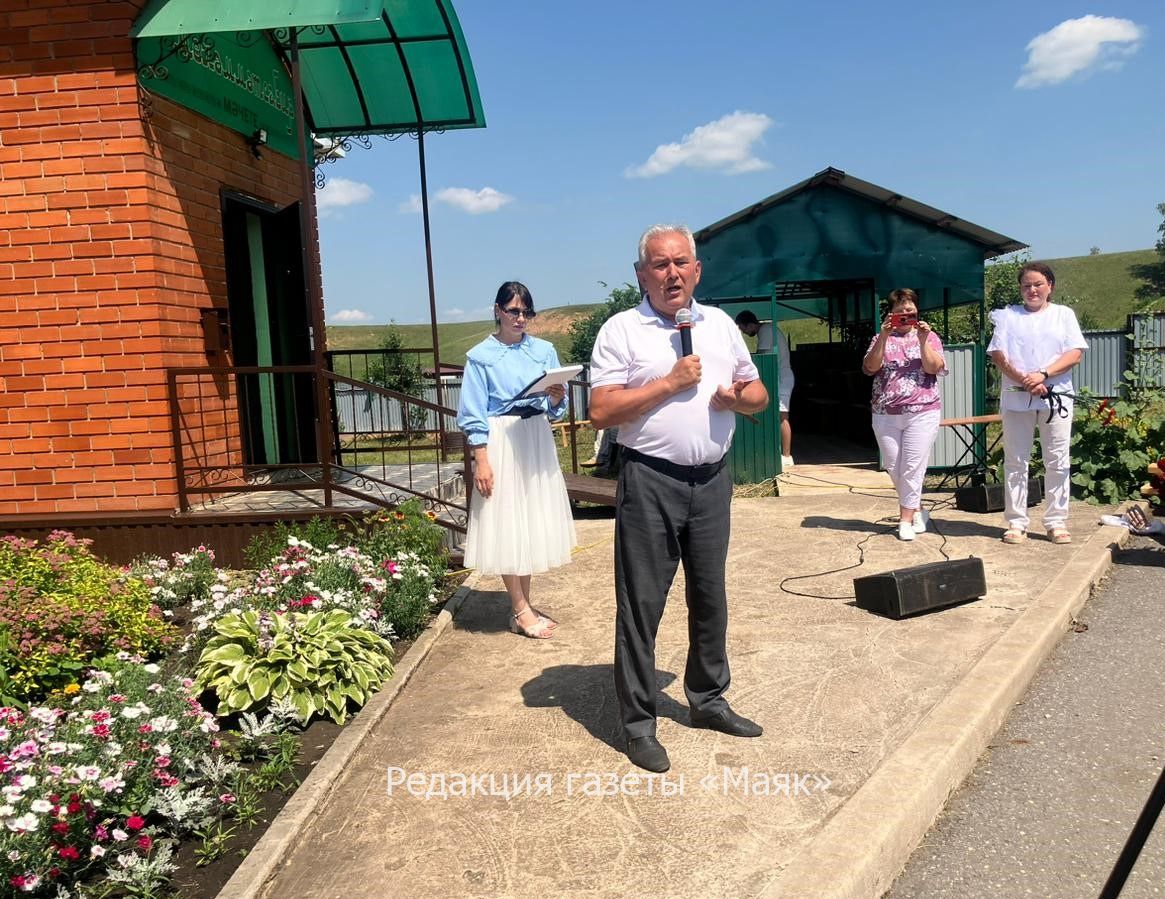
[866,330,945,415]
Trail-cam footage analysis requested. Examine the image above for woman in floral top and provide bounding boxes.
[862,288,946,541]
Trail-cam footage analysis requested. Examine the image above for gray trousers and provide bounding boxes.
[614,450,732,740]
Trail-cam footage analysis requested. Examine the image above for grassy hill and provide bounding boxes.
[326,249,1161,364]
[1045,248,1159,329]
[324,305,600,375]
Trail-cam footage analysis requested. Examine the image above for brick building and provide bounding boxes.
[0,0,484,555]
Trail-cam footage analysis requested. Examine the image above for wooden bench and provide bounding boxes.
[562,472,617,506]
[936,414,1003,489]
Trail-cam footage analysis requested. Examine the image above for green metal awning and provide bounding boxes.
[131,0,486,137]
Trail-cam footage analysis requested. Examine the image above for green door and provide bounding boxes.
[222,195,315,466]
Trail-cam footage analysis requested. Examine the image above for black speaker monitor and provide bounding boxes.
[854,557,987,619]
[955,478,1043,514]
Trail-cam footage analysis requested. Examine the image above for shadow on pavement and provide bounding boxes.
[1113,541,1165,569]
[447,589,511,635]
[520,666,685,751]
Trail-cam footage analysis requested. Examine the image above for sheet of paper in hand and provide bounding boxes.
[513,364,583,400]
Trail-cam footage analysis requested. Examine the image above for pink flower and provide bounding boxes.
[219,793,236,804]
[125,815,145,831]
[137,834,153,852]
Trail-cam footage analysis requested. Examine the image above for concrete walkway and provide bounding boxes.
[221,485,1130,899]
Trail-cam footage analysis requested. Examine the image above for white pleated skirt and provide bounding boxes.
[464,414,577,576]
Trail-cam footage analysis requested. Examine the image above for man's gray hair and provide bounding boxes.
[637,224,697,266]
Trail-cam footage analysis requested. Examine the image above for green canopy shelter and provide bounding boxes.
[695,166,1026,331]
[693,167,1026,482]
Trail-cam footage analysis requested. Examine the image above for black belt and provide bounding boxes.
[500,406,544,419]
[622,447,726,482]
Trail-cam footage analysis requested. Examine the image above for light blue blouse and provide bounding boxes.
[456,334,569,447]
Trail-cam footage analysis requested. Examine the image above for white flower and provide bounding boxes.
[91,844,106,857]
[7,813,39,833]
[142,663,160,674]
[73,765,102,781]
[30,799,52,814]
[0,804,14,816]
[112,827,128,841]
[45,741,68,755]
[120,703,150,720]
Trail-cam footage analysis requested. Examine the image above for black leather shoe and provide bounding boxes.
[690,707,763,738]
[626,736,670,772]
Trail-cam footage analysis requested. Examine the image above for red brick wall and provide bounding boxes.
[0,0,313,516]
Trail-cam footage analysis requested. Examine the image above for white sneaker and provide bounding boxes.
[912,510,929,534]
[897,521,915,541]
[781,455,795,469]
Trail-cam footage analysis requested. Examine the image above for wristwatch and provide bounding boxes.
[1039,369,1050,380]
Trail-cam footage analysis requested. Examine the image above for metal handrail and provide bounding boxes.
[166,364,470,532]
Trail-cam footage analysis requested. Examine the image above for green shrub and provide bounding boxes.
[1070,391,1165,505]
[243,517,346,569]
[0,531,177,701]
[195,609,395,725]
[354,501,448,581]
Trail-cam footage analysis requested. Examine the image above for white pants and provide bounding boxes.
[872,409,941,511]
[1001,403,1073,531]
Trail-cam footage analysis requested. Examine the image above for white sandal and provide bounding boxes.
[509,606,554,639]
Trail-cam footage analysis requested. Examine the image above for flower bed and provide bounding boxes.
[2,503,454,898]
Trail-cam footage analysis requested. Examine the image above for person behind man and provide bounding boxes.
[734,310,795,468]
[861,288,946,541]
[589,224,769,773]
[987,262,1087,545]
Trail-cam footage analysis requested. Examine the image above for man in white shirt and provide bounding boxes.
[589,224,769,773]
[735,310,796,468]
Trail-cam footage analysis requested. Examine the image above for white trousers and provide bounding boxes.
[872,409,941,511]
[1001,403,1073,531]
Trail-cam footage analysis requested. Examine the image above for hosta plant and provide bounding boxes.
[195,609,395,725]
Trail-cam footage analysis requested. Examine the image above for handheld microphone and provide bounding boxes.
[675,307,693,357]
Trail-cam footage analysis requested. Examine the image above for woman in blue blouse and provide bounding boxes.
[457,282,577,638]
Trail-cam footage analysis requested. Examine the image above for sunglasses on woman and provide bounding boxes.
[500,306,536,319]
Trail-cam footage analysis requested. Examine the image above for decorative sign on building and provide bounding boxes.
[135,32,300,159]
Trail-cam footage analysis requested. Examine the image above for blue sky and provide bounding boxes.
[315,1,1165,326]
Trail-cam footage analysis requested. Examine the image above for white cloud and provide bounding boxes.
[1016,15,1144,89]
[399,194,422,214]
[443,307,467,321]
[330,309,372,323]
[625,111,773,178]
[436,186,515,214]
[316,177,374,216]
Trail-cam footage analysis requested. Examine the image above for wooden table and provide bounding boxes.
[936,414,1002,489]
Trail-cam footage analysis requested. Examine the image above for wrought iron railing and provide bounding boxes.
[166,364,471,533]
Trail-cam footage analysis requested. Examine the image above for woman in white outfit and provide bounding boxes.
[862,289,946,542]
[457,282,577,637]
[987,262,1087,545]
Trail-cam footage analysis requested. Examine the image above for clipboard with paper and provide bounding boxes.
[512,364,583,401]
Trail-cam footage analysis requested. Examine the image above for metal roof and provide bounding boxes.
[695,166,1026,260]
[131,0,485,136]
